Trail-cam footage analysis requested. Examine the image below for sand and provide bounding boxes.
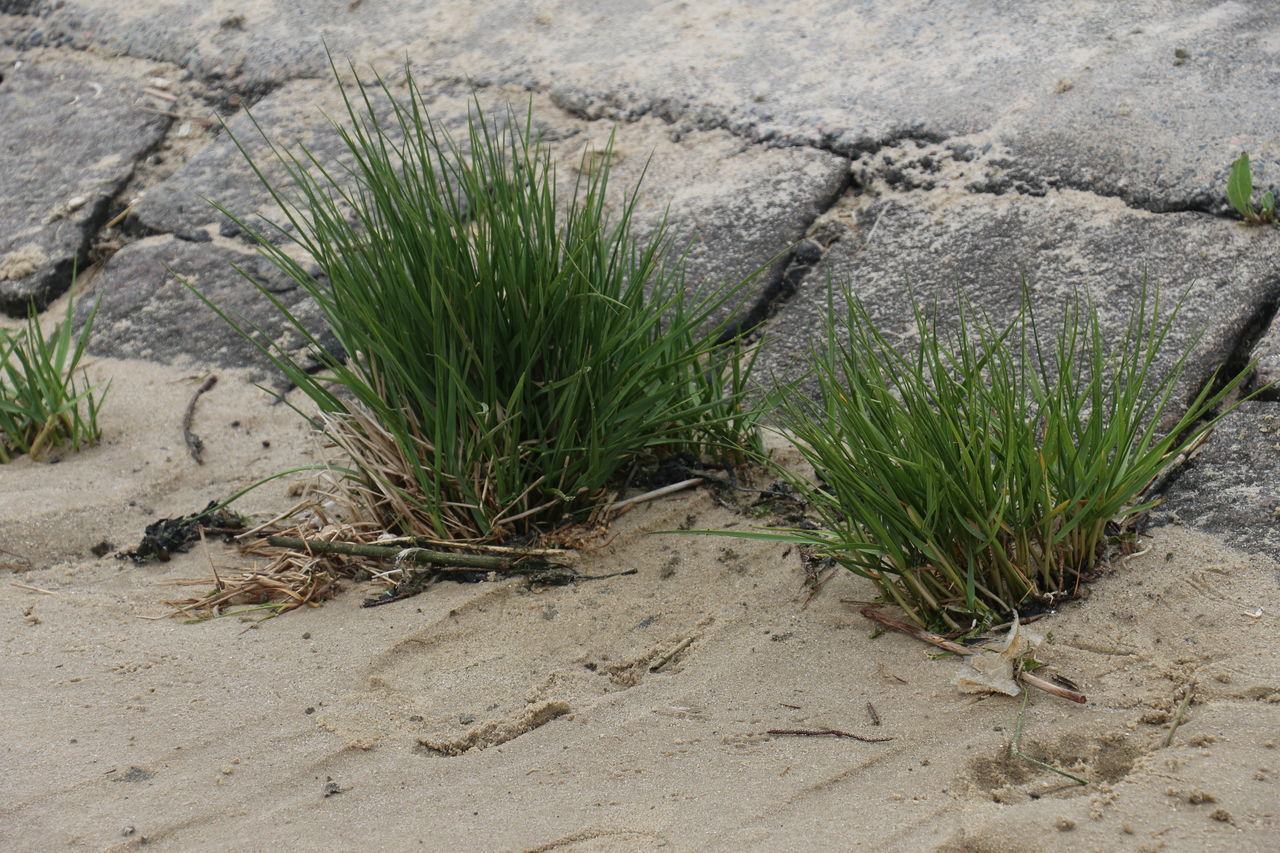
[2,355,1278,852]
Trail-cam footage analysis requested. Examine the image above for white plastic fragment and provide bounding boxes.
[951,617,1045,697]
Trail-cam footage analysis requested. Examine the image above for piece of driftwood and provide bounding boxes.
[264,535,551,571]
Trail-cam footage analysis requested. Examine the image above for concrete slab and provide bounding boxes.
[756,139,1280,410]
[0,50,169,315]
[1155,401,1280,561]
[74,235,335,374]
[6,2,1278,210]
[1251,306,1280,394]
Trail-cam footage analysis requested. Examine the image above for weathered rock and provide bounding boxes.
[0,51,170,315]
[133,77,848,326]
[7,3,1279,210]
[1154,402,1280,561]
[757,170,1280,410]
[1,2,342,92]
[132,78,357,243]
[1251,307,1280,396]
[585,120,847,325]
[76,235,333,375]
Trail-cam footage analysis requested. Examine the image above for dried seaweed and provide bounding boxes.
[120,500,244,563]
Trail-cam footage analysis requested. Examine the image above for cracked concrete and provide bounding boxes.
[8,1,1277,205]
[1155,401,1280,560]
[0,46,171,314]
[756,142,1280,412]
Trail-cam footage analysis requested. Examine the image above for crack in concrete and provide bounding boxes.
[1116,285,1280,505]
[718,217,848,344]
[1231,295,1280,403]
[541,83,1242,223]
[2,3,1256,222]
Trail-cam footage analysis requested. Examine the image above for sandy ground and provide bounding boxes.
[2,355,1279,852]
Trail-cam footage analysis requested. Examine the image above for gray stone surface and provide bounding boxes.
[0,51,169,315]
[133,78,590,242]
[757,140,1280,410]
[1251,306,1280,395]
[1154,401,1280,561]
[1,2,342,92]
[131,78,360,243]
[75,235,334,374]
[6,2,1278,209]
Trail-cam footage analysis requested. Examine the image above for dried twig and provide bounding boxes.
[1162,681,1196,748]
[236,499,315,540]
[767,728,893,744]
[265,534,553,572]
[1019,671,1088,704]
[859,607,1087,704]
[609,477,703,515]
[861,606,972,653]
[182,375,217,464]
[866,702,880,726]
[373,535,568,558]
[140,86,178,102]
[11,581,57,595]
[877,662,908,684]
[649,636,695,672]
[103,203,135,230]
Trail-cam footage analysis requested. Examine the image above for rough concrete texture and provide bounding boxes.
[757,140,1280,410]
[1252,307,1280,395]
[5,2,1278,211]
[0,49,169,315]
[74,235,335,374]
[1155,402,1280,561]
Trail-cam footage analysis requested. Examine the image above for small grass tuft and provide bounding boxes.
[193,60,763,540]
[0,296,106,463]
[721,282,1251,632]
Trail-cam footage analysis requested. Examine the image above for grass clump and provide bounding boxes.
[199,63,761,540]
[0,297,105,463]
[739,283,1249,632]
